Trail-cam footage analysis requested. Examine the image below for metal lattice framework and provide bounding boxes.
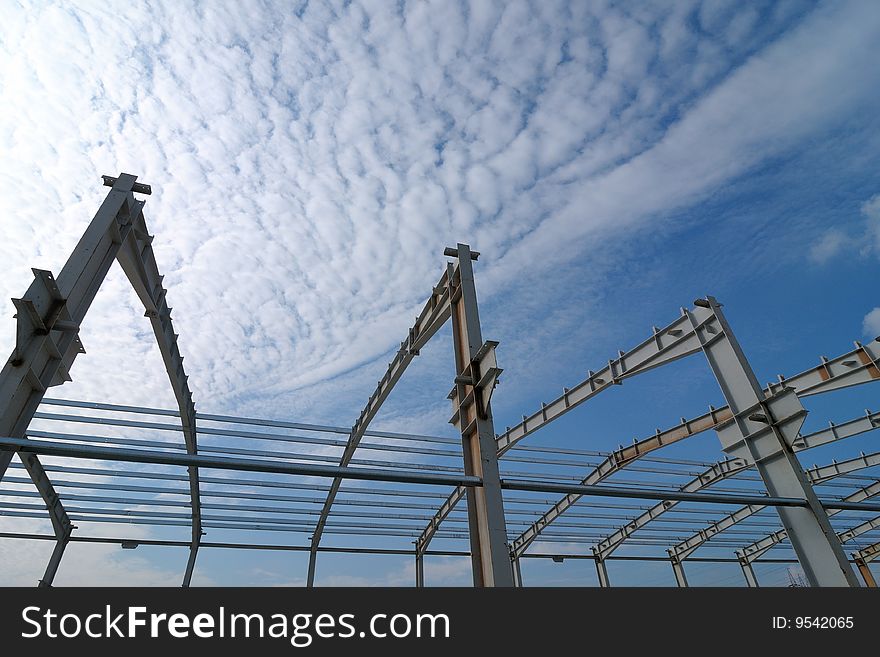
[1,174,879,588]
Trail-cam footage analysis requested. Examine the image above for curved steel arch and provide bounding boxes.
[0,174,200,586]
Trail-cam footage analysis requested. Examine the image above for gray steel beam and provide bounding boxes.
[305,263,456,587]
[115,206,201,587]
[852,540,879,587]
[855,559,877,587]
[445,244,512,586]
[512,556,523,587]
[670,556,688,587]
[37,524,73,588]
[418,302,726,556]
[415,552,424,588]
[595,557,610,587]
[0,174,149,569]
[422,312,880,558]
[689,296,858,586]
[740,557,759,587]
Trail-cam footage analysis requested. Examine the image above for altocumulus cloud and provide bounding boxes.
[1,0,879,427]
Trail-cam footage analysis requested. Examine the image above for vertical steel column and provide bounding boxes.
[415,551,424,588]
[446,244,513,587]
[37,525,72,587]
[854,558,876,587]
[670,555,689,587]
[512,556,523,588]
[738,554,760,587]
[691,297,858,587]
[595,555,610,587]
[182,540,199,587]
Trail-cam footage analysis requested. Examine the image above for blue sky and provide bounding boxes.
[1,0,880,586]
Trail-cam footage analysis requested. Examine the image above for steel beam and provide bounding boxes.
[415,552,424,588]
[740,557,759,587]
[854,559,877,587]
[37,524,73,587]
[595,557,610,587]
[305,263,456,586]
[0,174,150,570]
[444,244,512,587]
[851,541,879,588]
[512,556,523,587]
[670,555,688,587]
[689,296,858,586]
[115,206,201,586]
[853,540,880,566]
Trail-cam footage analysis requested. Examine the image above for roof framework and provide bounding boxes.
[1,174,879,587]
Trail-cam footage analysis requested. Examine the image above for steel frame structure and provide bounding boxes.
[1,174,879,588]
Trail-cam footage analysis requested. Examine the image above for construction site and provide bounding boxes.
[1,174,879,588]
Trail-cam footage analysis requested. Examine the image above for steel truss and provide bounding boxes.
[1,175,878,587]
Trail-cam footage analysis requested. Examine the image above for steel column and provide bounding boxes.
[854,558,877,587]
[37,525,72,588]
[595,555,610,587]
[739,554,760,587]
[446,243,512,587]
[691,296,858,587]
[415,552,424,588]
[512,556,523,588]
[670,555,688,587]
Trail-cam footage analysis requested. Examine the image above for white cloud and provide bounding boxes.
[809,229,851,264]
[864,308,880,338]
[862,193,880,253]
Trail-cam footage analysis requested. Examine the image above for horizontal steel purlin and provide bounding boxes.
[3,531,862,566]
[6,436,880,514]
